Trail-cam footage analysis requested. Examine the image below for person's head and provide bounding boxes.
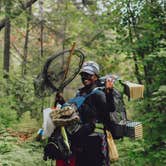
[80,61,100,87]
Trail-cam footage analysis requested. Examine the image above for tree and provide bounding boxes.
[3,0,11,77]
[22,5,32,76]
[0,0,38,31]
[38,0,44,58]
[106,0,166,96]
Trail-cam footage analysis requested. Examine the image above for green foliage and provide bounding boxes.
[151,85,166,111]
[0,129,51,166]
[132,85,166,165]
[14,111,40,132]
[0,74,43,125]
[0,101,17,128]
[0,79,17,127]
[111,138,146,166]
[7,75,42,119]
[0,138,13,155]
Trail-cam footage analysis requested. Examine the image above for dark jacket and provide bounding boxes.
[71,81,114,166]
[71,81,115,143]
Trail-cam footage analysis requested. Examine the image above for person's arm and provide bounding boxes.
[95,91,111,128]
[54,92,65,107]
[105,89,115,112]
[105,77,115,112]
[95,87,115,130]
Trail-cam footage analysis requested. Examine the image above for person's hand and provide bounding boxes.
[54,92,65,106]
[105,77,114,91]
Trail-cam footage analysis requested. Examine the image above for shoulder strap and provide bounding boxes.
[67,88,101,109]
[85,87,101,97]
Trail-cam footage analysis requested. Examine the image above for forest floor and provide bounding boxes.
[0,112,145,166]
[0,127,51,166]
[0,127,145,166]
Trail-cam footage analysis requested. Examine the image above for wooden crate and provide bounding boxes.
[125,121,143,139]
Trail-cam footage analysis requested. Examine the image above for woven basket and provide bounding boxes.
[125,121,143,139]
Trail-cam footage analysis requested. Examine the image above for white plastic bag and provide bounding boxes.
[42,108,55,138]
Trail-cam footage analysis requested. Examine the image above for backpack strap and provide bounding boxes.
[67,88,101,109]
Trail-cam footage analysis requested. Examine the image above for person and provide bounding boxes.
[67,61,115,166]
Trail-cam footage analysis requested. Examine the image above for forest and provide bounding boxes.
[0,0,165,165]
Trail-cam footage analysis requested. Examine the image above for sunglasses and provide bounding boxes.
[80,72,93,80]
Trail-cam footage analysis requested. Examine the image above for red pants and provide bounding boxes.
[56,156,76,166]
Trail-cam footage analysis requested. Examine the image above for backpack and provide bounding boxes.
[88,86,127,139]
[68,87,127,139]
[43,127,72,161]
[109,88,127,139]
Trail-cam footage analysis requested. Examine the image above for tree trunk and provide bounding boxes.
[39,0,44,57]
[22,6,32,77]
[3,0,11,78]
[126,1,142,84]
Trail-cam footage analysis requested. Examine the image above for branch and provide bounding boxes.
[84,30,104,46]
[11,42,24,59]
[0,18,6,30]
[0,0,38,31]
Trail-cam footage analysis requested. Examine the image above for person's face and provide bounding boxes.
[80,72,94,86]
